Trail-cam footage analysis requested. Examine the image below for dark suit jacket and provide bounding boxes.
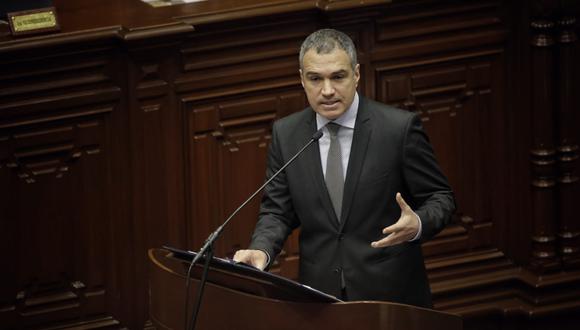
[249,96,455,308]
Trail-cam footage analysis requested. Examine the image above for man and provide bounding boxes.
[234,29,455,308]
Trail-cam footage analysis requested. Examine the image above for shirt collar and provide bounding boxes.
[316,92,359,130]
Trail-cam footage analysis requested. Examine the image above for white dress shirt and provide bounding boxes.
[316,93,358,179]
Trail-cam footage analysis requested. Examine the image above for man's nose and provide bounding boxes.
[321,79,335,96]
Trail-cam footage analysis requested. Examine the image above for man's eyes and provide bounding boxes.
[308,75,345,82]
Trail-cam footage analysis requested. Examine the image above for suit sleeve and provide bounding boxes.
[248,121,300,265]
[402,114,456,242]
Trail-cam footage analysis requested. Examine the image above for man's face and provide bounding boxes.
[300,48,360,120]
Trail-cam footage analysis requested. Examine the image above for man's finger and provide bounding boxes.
[382,223,401,234]
[234,250,268,270]
[233,250,250,263]
[396,192,410,212]
[371,232,399,248]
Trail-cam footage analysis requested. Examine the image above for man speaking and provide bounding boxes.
[234,29,455,308]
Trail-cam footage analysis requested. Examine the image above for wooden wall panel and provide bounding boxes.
[0,60,123,328]
[186,90,307,259]
[123,34,193,327]
[176,14,317,98]
[365,2,507,269]
[177,15,315,280]
[376,58,501,255]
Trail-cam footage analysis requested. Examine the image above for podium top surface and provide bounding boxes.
[161,245,341,303]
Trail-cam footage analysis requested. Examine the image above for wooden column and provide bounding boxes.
[556,16,580,269]
[529,19,561,272]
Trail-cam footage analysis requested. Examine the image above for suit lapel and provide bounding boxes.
[340,98,372,230]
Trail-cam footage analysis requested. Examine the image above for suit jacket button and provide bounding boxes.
[338,234,344,241]
[333,267,342,274]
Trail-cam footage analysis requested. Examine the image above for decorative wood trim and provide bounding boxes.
[528,18,560,273]
[556,16,580,270]
[430,250,580,320]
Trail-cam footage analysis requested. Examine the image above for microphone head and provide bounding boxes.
[312,129,324,141]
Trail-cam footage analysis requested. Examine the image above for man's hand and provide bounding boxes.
[371,192,420,248]
[233,249,268,270]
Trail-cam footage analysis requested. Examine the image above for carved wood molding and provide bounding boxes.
[431,251,580,320]
[185,90,306,256]
[175,0,390,26]
[527,11,580,273]
[0,115,109,182]
[555,16,580,270]
[528,16,560,273]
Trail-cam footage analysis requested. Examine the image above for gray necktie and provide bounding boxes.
[325,122,344,221]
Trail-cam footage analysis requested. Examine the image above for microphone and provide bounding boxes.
[185,127,324,330]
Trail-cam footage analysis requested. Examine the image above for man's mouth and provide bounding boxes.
[321,100,340,107]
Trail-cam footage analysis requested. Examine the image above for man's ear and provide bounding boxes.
[354,64,361,87]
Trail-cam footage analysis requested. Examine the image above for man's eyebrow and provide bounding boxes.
[305,69,348,76]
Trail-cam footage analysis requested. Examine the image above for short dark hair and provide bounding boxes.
[299,29,358,70]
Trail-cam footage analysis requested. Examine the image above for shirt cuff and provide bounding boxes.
[260,249,271,268]
[408,213,422,242]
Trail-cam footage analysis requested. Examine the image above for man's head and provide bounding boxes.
[299,29,360,120]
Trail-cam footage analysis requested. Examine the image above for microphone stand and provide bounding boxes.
[185,129,323,330]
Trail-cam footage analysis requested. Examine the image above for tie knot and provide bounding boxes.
[326,122,341,137]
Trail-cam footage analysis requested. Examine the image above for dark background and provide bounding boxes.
[0,1,54,17]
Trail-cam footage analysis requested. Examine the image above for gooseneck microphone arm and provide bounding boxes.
[185,128,324,330]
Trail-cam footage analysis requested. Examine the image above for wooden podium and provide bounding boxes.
[149,248,462,330]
